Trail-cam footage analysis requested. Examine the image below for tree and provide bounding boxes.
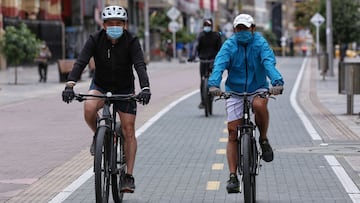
[294,0,360,60]
[0,23,40,84]
[294,0,321,29]
[319,0,360,61]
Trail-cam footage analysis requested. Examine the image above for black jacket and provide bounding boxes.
[196,31,222,60]
[67,29,149,92]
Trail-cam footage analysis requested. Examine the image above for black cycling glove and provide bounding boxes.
[138,88,151,105]
[62,86,75,103]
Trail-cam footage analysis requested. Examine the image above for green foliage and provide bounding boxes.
[294,0,321,29]
[137,8,195,44]
[294,0,360,48]
[319,0,360,45]
[1,23,40,66]
[176,28,196,43]
[137,9,172,42]
[261,30,278,47]
[149,10,170,29]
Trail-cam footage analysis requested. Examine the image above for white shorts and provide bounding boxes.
[226,89,267,122]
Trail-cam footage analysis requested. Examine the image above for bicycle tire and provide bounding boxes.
[250,137,257,202]
[208,93,213,115]
[242,133,254,203]
[94,126,111,203]
[202,77,210,117]
[111,123,125,203]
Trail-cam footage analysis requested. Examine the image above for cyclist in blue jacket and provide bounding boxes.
[208,14,284,193]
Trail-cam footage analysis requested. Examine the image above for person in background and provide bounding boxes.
[208,14,284,193]
[35,41,52,82]
[165,39,173,61]
[61,5,151,193]
[188,18,222,109]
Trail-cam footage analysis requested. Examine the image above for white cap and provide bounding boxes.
[233,14,254,28]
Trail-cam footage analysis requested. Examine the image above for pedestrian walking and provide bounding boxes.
[35,41,52,82]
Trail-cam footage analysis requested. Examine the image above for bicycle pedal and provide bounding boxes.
[120,188,134,193]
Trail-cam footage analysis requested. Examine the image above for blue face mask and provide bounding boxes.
[235,31,253,45]
[203,26,211,32]
[106,26,123,39]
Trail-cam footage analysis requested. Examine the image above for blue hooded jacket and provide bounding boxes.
[208,32,284,93]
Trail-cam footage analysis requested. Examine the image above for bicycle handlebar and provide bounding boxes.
[187,58,214,63]
[215,91,274,101]
[74,92,140,102]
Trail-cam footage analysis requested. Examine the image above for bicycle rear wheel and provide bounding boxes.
[241,133,256,203]
[111,123,125,203]
[94,126,111,203]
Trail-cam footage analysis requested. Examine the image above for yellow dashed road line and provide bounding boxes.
[216,149,226,154]
[206,181,220,190]
[207,122,228,191]
[222,128,228,133]
[212,163,224,170]
[219,137,228,142]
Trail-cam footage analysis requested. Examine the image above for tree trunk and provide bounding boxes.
[14,66,18,85]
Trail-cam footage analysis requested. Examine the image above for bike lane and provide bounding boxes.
[0,61,199,203]
[59,57,355,202]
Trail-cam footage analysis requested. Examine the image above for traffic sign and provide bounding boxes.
[167,6,181,21]
[168,21,180,33]
[311,13,325,27]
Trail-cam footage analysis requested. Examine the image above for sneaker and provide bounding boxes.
[198,102,205,109]
[226,173,240,193]
[90,136,95,156]
[260,139,274,162]
[120,174,135,193]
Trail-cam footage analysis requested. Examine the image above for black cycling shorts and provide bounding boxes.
[89,80,137,115]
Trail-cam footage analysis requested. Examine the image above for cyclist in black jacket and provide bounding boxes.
[189,19,222,109]
[62,5,151,193]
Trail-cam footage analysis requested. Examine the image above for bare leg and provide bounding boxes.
[83,90,103,133]
[227,119,241,174]
[119,112,137,175]
[252,96,269,140]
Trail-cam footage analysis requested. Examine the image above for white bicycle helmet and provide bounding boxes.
[102,6,128,21]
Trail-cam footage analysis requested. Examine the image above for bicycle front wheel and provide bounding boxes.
[111,123,125,203]
[241,133,256,203]
[94,126,111,203]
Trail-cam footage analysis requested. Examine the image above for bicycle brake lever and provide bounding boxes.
[214,93,230,102]
[74,95,84,102]
[222,92,231,99]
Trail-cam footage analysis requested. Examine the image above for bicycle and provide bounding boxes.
[199,59,214,117]
[74,92,140,203]
[216,91,273,203]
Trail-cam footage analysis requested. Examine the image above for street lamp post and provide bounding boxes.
[326,0,334,76]
[144,0,150,63]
